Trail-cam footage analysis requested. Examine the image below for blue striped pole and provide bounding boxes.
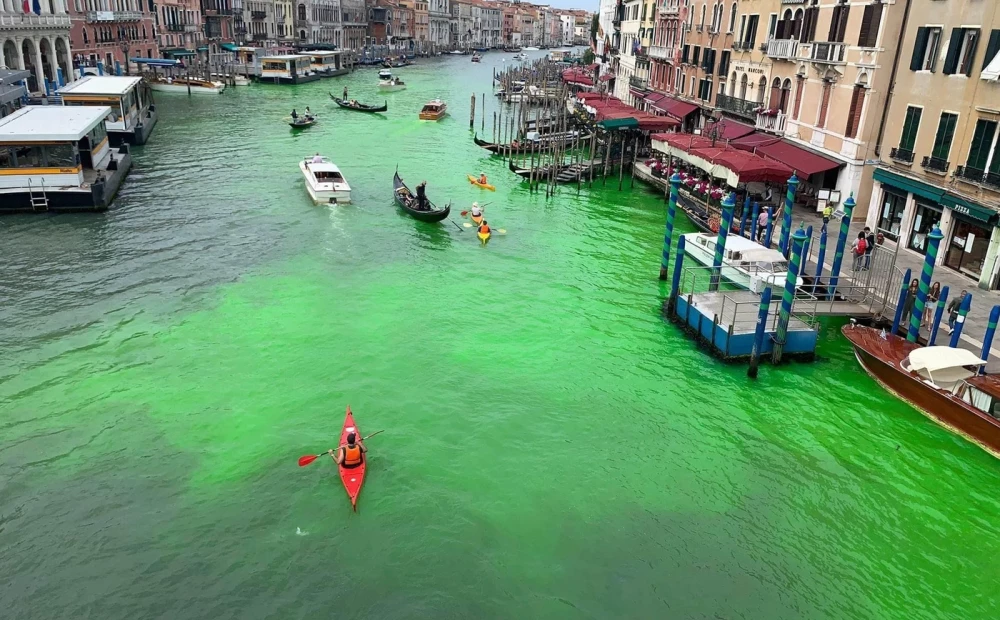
[799,225,813,277]
[950,292,973,347]
[667,235,687,314]
[658,172,682,280]
[772,225,808,364]
[980,305,1000,374]
[828,193,856,296]
[891,268,912,336]
[750,201,760,241]
[710,192,736,291]
[929,286,949,346]
[907,225,944,342]
[747,286,773,379]
[739,194,751,238]
[813,224,828,295]
[764,206,776,248]
[778,173,799,257]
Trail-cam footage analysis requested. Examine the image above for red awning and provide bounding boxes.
[599,73,614,82]
[650,97,699,120]
[730,132,782,152]
[643,92,667,105]
[754,141,842,179]
[635,114,679,131]
[712,150,795,184]
[715,120,755,141]
[658,133,715,150]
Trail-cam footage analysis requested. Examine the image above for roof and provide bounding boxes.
[0,105,111,142]
[309,163,342,173]
[0,68,31,82]
[730,132,781,152]
[649,96,699,120]
[906,347,986,373]
[304,50,341,56]
[59,75,143,96]
[261,54,310,60]
[755,140,841,179]
[715,120,755,141]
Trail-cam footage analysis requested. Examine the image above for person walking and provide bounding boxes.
[946,290,967,334]
[851,232,867,271]
[923,281,941,327]
[756,209,768,243]
[863,227,876,270]
[822,203,833,226]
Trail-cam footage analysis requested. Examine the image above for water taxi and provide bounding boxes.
[682,232,803,292]
[148,76,225,95]
[59,75,157,145]
[258,55,319,85]
[0,106,131,213]
[300,155,351,204]
[419,99,447,121]
[471,54,482,63]
[377,69,406,91]
[306,50,348,77]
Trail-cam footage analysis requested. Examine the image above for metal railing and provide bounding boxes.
[732,41,753,51]
[86,10,143,22]
[648,45,671,60]
[809,42,846,63]
[766,38,798,60]
[716,93,758,120]
[921,155,949,173]
[955,166,1000,190]
[251,10,266,19]
[629,75,647,89]
[0,13,71,27]
[890,147,914,163]
[756,111,787,134]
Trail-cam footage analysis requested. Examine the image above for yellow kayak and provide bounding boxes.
[478,231,491,245]
[468,175,496,191]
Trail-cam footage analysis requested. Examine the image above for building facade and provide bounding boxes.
[67,0,158,75]
[867,0,1000,290]
[1,0,74,93]
[201,0,236,57]
[294,0,341,47]
[427,0,447,46]
[157,0,206,57]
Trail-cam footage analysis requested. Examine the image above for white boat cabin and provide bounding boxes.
[306,51,347,76]
[58,75,156,145]
[690,233,790,274]
[259,55,317,84]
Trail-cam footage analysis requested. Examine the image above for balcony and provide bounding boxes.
[166,23,184,32]
[0,13,72,28]
[732,41,752,52]
[648,45,674,60]
[659,4,679,16]
[629,75,648,90]
[185,24,200,32]
[86,10,143,22]
[889,147,914,164]
[921,155,950,174]
[756,111,787,134]
[955,166,1000,191]
[716,93,758,121]
[251,10,266,19]
[767,38,798,60]
[809,42,845,64]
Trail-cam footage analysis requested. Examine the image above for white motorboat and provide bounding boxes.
[148,77,225,94]
[300,156,351,204]
[233,75,251,86]
[522,46,539,51]
[513,52,528,61]
[682,232,803,292]
[377,70,406,91]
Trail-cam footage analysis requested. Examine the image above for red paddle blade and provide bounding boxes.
[298,454,321,467]
[460,210,469,216]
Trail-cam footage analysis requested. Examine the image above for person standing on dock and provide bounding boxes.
[822,203,833,226]
[901,279,919,328]
[924,282,941,327]
[756,210,768,242]
[946,290,967,334]
[863,227,876,270]
[851,232,867,271]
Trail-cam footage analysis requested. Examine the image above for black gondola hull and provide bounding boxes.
[330,96,388,113]
[392,172,451,222]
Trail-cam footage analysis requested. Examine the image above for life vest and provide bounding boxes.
[343,444,362,466]
[479,176,487,184]
[479,224,491,234]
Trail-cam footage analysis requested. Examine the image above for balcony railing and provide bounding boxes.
[890,147,914,163]
[756,111,787,134]
[716,93,758,120]
[185,24,199,32]
[955,166,1000,190]
[0,13,72,28]
[659,4,680,16]
[810,42,846,64]
[86,10,143,22]
[767,38,798,60]
[921,155,950,173]
[166,23,184,32]
[629,75,648,89]
[252,33,267,41]
[251,10,266,19]
[649,45,670,60]
[732,41,753,52]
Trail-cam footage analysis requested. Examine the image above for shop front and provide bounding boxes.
[942,196,998,283]
[908,200,943,253]
[876,187,907,240]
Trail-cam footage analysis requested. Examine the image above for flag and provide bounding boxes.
[32,0,40,14]
[22,0,29,13]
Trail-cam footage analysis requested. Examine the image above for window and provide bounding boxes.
[681,71,686,93]
[682,44,689,63]
[718,50,730,75]
[729,2,737,33]
[817,82,832,128]
[800,6,818,43]
[965,119,998,173]
[857,2,884,48]
[984,30,1000,70]
[943,28,980,76]
[878,189,906,239]
[744,14,759,47]
[693,46,701,66]
[756,75,767,103]
[897,105,922,155]
[691,75,697,96]
[700,3,706,28]
[931,112,958,161]
[767,14,776,41]
[845,85,866,139]
[910,27,943,72]
[828,2,850,43]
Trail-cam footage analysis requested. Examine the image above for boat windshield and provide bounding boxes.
[315,171,343,181]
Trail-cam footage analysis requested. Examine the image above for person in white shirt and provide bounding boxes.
[471,202,482,217]
[312,153,324,163]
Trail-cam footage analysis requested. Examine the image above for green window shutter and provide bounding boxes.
[910,27,929,71]
[900,106,922,151]
[966,120,997,171]
[943,28,963,74]
[983,30,1000,70]
[931,113,957,160]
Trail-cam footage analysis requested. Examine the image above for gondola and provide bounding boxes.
[330,96,388,113]
[473,132,591,155]
[392,171,451,223]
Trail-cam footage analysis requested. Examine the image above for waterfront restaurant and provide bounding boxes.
[0,106,132,213]
[58,76,157,145]
[306,51,348,77]
[257,55,319,85]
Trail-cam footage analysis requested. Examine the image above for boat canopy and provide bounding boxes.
[906,347,986,373]
[130,58,182,67]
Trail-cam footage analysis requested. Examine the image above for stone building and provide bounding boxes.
[0,0,74,93]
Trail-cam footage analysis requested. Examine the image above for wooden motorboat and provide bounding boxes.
[289,116,317,129]
[843,323,1000,456]
[681,232,802,293]
[300,155,351,203]
[331,96,388,113]
[392,172,451,222]
[148,77,225,94]
[419,99,447,121]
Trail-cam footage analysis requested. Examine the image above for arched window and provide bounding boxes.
[739,73,748,99]
[769,77,781,109]
[779,78,792,112]
[729,2,737,33]
[711,3,719,31]
[300,29,306,40]
[700,3,706,27]
[757,76,768,103]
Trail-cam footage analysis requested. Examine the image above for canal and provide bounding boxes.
[1,55,997,619]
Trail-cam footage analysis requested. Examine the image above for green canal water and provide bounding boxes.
[2,55,998,619]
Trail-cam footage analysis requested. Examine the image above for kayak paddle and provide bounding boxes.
[298,430,385,466]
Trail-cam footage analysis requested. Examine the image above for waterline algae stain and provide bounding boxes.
[1,58,998,619]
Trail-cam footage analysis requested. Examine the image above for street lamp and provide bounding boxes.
[120,41,130,75]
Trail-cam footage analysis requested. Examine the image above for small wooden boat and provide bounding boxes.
[289,116,317,129]
[393,171,451,222]
[338,406,366,510]
[377,71,406,91]
[331,96,388,113]
[467,174,495,191]
[419,99,447,121]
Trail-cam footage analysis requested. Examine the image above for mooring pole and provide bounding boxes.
[813,224,828,295]
[750,200,760,241]
[710,192,736,291]
[907,225,944,343]
[929,286,950,346]
[739,193,751,238]
[764,206,775,248]
[659,172,682,280]
[667,235,687,315]
[470,92,475,129]
[980,305,1000,374]
[828,193,856,298]
[949,292,973,347]
[748,286,773,379]
[890,268,913,335]
[799,225,813,277]
[772,225,808,364]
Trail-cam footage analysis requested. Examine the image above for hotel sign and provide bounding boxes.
[732,62,767,76]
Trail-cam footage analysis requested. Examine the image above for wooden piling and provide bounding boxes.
[470,92,475,130]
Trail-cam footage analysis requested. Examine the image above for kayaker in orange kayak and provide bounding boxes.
[330,432,366,469]
[478,172,488,185]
